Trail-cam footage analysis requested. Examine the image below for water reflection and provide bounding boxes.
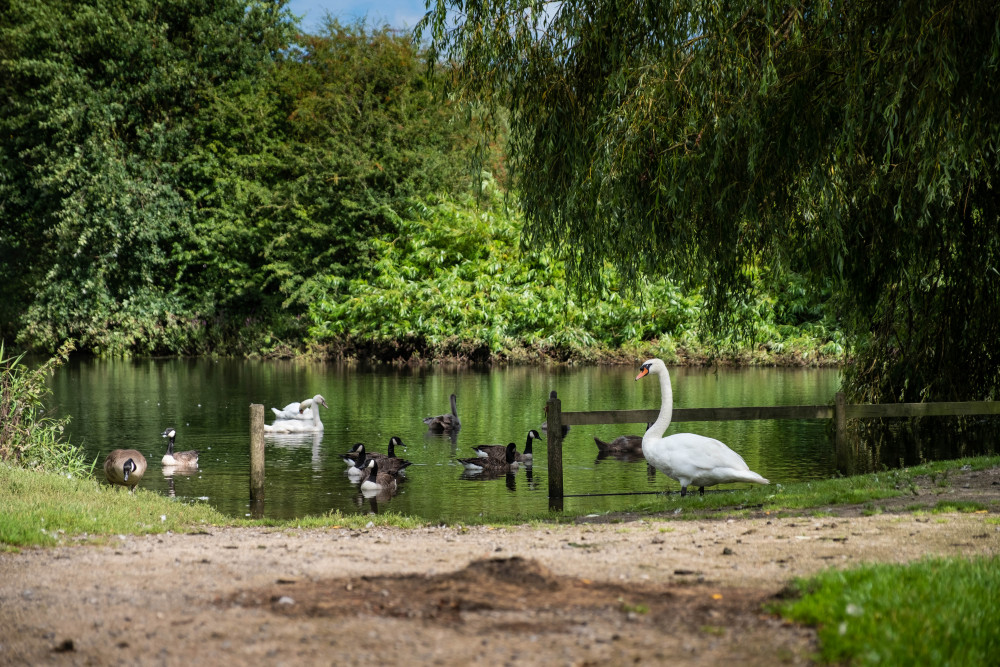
[265,431,324,470]
[161,467,199,498]
[460,467,520,493]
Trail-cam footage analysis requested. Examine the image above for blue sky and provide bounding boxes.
[285,0,431,33]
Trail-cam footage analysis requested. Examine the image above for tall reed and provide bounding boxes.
[0,341,91,475]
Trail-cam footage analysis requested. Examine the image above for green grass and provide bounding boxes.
[0,464,428,550]
[3,455,998,549]
[0,464,228,549]
[773,556,1000,665]
[607,455,1000,519]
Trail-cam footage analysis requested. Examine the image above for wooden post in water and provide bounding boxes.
[249,404,265,518]
[834,391,849,473]
[546,391,564,511]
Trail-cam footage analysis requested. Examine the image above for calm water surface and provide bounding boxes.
[49,359,842,521]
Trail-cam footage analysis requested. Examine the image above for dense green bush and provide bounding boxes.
[308,183,841,363]
[1,4,491,357]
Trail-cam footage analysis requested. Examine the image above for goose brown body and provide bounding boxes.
[474,430,540,463]
[161,427,199,468]
[424,393,460,433]
[103,449,147,493]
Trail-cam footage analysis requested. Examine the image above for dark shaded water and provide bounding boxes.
[49,359,842,521]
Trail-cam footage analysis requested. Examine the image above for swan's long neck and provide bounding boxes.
[646,367,674,440]
[450,395,458,418]
[304,399,322,427]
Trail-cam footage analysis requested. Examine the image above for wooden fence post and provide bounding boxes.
[250,404,265,518]
[546,391,564,511]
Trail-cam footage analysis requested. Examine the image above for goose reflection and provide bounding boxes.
[358,483,399,505]
[425,428,459,453]
[593,449,657,480]
[161,465,198,498]
[459,468,519,492]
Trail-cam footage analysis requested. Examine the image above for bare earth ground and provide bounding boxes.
[2,467,999,666]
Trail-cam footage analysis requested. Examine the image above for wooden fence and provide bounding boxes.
[544,392,1000,510]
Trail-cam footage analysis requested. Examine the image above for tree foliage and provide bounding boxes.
[0,0,296,354]
[308,184,842,364]
[1,3,487,355]
[420,0,1000,401]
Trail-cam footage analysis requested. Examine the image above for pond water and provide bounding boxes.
[48,359,842,521]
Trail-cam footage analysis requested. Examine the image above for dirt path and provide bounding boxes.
[2,469,999,666]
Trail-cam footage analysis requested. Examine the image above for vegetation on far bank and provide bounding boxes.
[0,2,842,366]
[307,184,844,365]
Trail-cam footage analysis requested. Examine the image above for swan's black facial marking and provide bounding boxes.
[636,362,652,380]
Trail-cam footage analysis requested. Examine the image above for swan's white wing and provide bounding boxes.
[270,399,316,420]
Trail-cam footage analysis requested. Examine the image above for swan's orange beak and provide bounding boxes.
[635,367,649,381]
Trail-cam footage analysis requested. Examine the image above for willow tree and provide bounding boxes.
[419,1,1000,404]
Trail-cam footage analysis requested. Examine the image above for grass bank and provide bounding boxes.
[4,455,997,549]
[773,556,1000,665]
[0,465,423,551]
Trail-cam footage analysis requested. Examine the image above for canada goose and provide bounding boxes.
[474,429,540,463]
[356,454,411,481]
[594,434,643,452]
[270,394,326,421]
[341,436,405,464]
[103,449,147,493]
[265,395,328,433]
[342,438,411,473]
[342,443,369,474]
[359,459,398,492]
[593,424,652,454]
[424,393,460,433]
[636,358,769,497]
[458,442,518,471]
[160,427,199,468]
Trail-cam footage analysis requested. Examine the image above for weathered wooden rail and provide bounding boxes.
[544,392,1000,510]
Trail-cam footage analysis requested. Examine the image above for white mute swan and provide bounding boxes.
[271,394,325,421]
[635,358,769,497]
[264,395,328,433]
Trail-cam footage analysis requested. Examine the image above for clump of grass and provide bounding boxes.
[773,556,1000,665]
[248,510,427,530]
[932,501,988,514]
[0,341,91,475]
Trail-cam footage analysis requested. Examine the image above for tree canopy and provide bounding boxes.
[419,0,1000,402]
[0,1,486,355]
